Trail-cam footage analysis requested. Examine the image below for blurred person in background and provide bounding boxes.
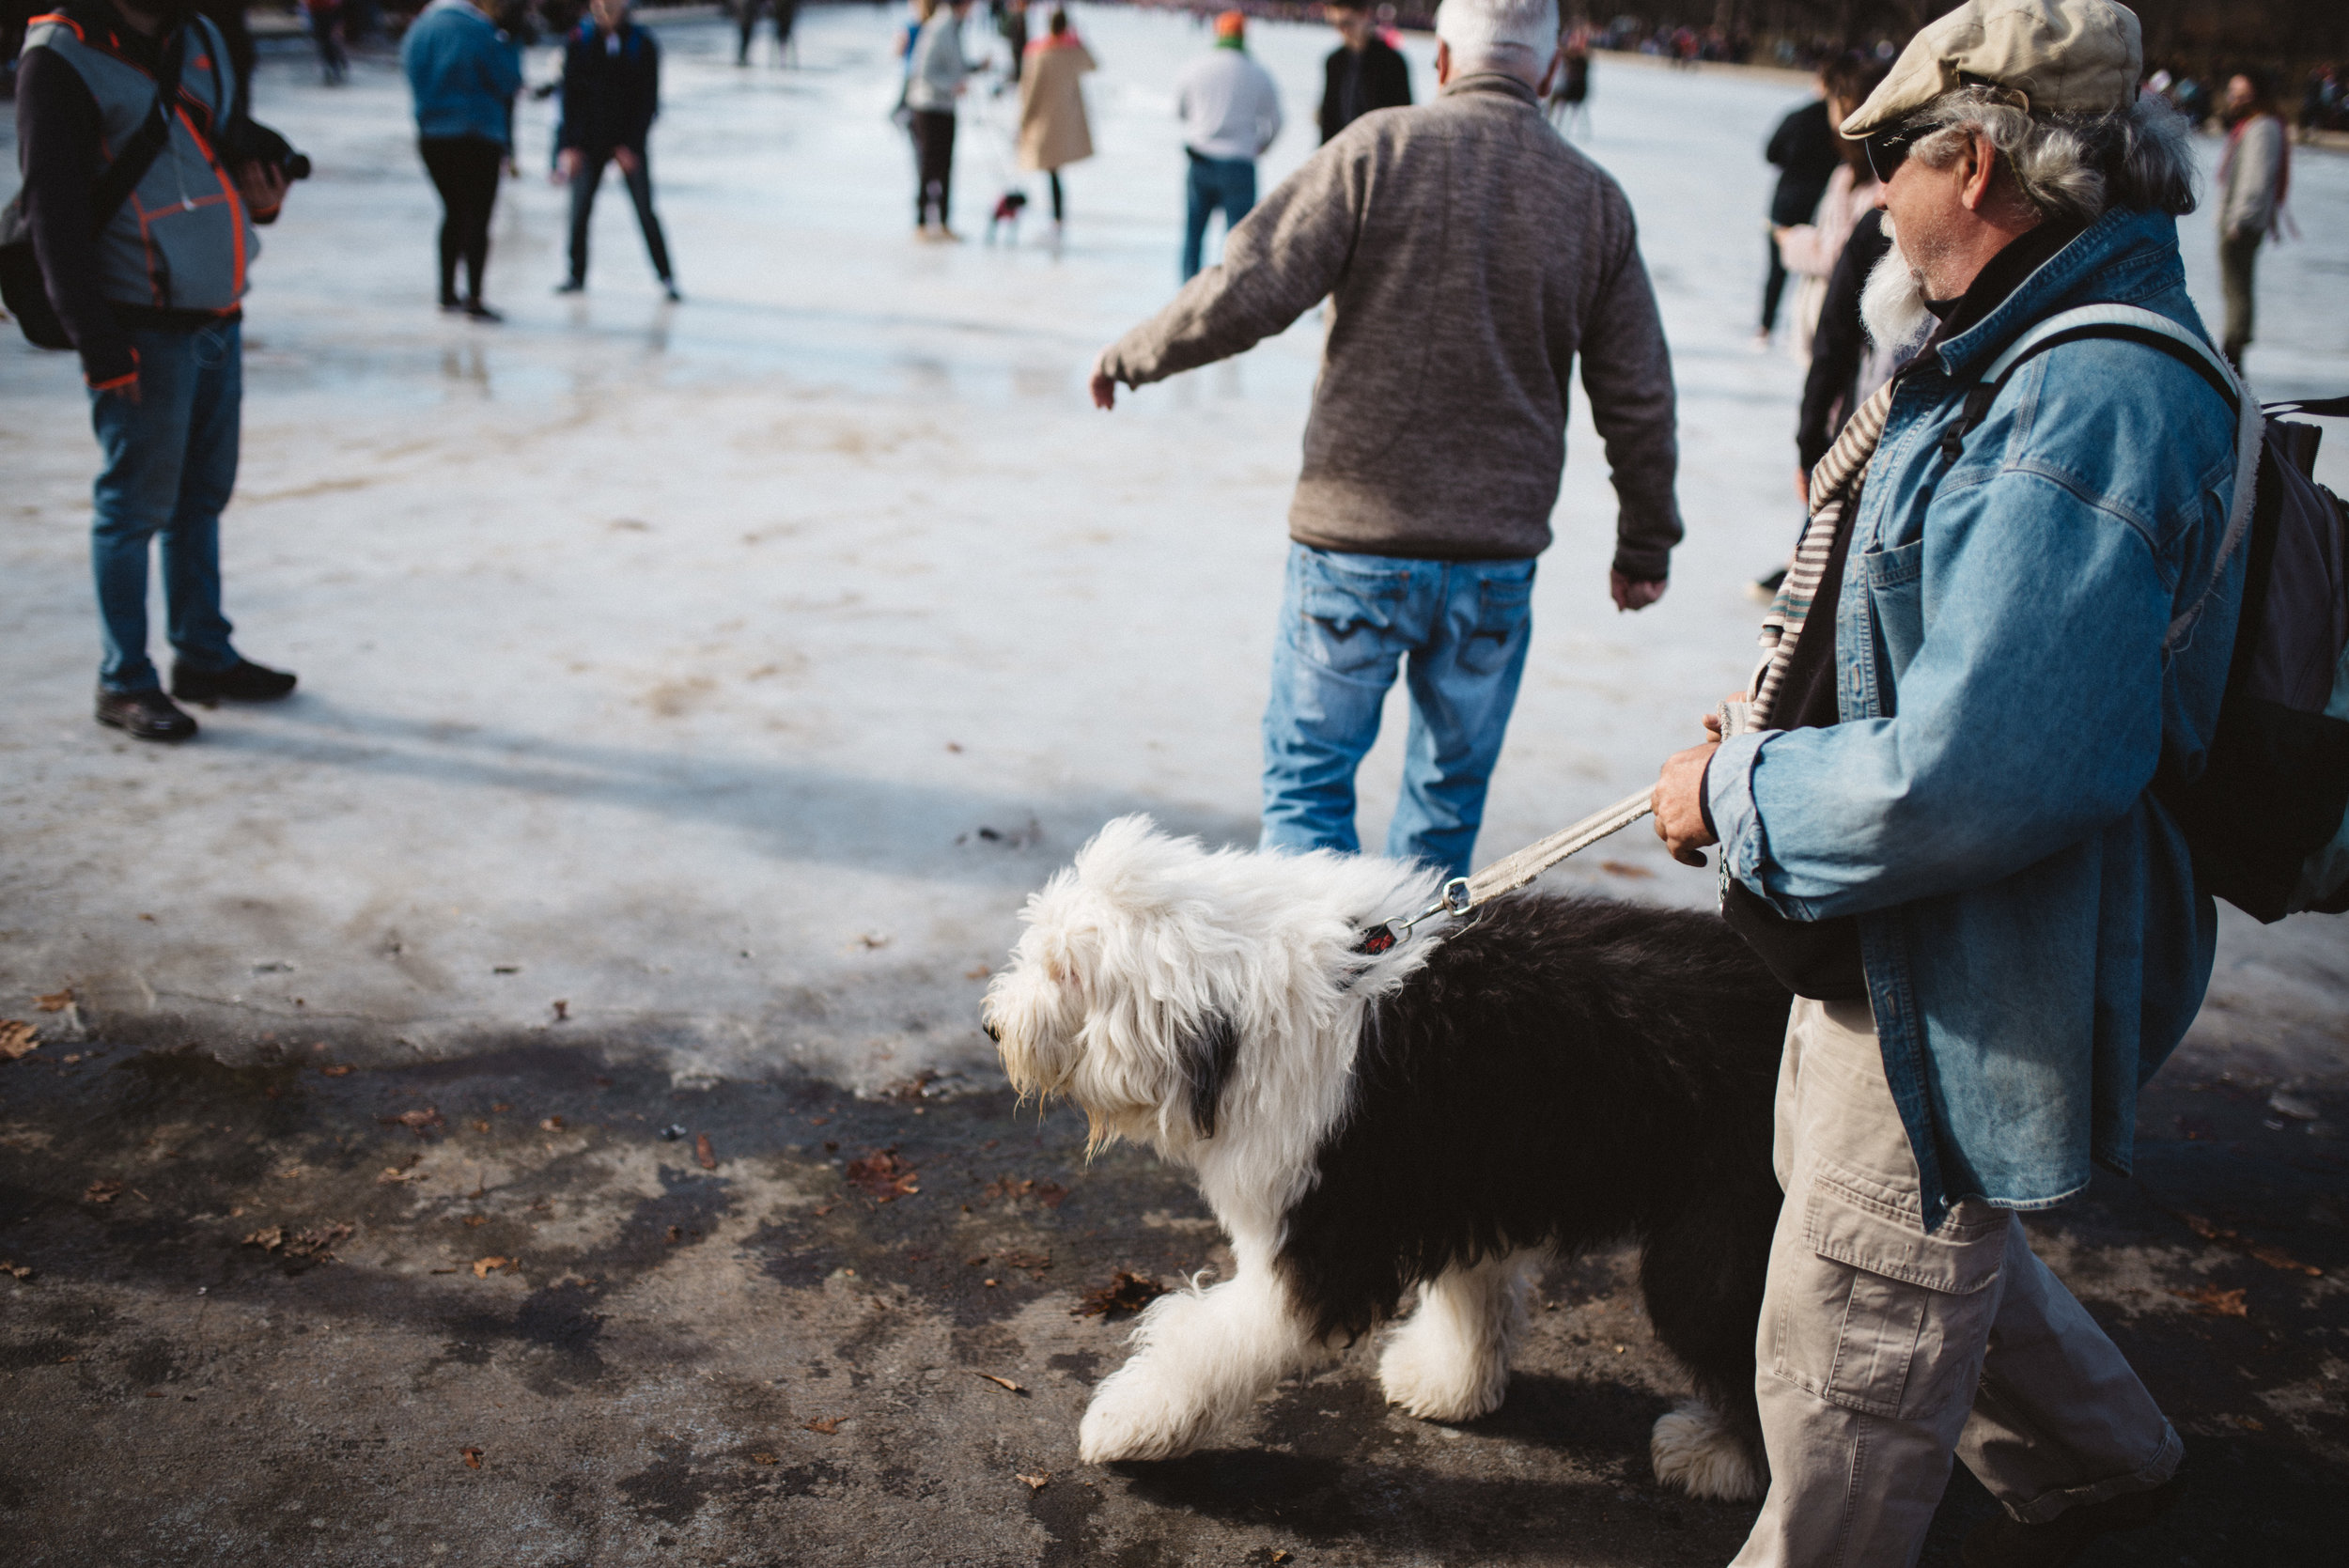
[1174,8,1280,281]
[1317,0,1408,145]
[1092,0,1681,879]
[1016,7,1092,241]
[301,0,346,85]
[995,0,1026,89]
[15,0,298,741]
[1756,65,1839,348]
[904,0,976,241]
[1544,20,1588,134]
[555,0,677,299]
[735,0,793,68]
[2217,69,2288,370]
[402,0,521,319]
[1771,53,1887,366]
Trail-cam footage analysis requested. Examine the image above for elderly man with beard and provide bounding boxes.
[1651,2,2242,1563]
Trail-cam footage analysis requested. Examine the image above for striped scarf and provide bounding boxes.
[1749,378,1898,724]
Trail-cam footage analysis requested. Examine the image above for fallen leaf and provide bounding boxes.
[377,1165,425,1185]
[1000,1249,1050,1273]
[319,1064,354,1078]
[2232,1414,2266,1431]
[0,1021,38,1061]
[2170,1284,2249,1317]
[1272,1553,1292,1564]
[491,1103,510,1113]
[463,1215,487,1228]
[802,1417,841,1435]
[241,1226,286,1251]
[856,932,891,950]
[973,1372,1026,1393]
[62,1053,82,1065]
[472,1120,491,1133]
[35,988,73,1012]
[695,1133,718,1171]
[473,1256,509,1279]
[1074,1271,1169,1321]
[146,1389,165,1398]
[981,1175,1069,1209]
[751,1452,778,1466]
[461,1447,483,1469]
[1015,1472,1050,1490]
[845,1148,921,1203]
[273,1166,307,1180]
[381,1108,443,1139]
[1,1262,34,1281]
[2178,1212,2324,1277]
[84,1179,125,1205]
[1598,860,1655,879]
[540,1116,565,1132]
[965,964,991,980]
[884,1070,941,1102]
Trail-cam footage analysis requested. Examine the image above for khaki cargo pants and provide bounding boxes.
[1730,999,2183,1567]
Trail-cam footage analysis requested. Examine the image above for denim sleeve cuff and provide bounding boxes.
[1705,728,1774,892]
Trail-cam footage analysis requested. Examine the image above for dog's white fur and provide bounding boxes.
[985,817,1765,1498]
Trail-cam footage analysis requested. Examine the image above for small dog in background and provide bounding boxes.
[983,816,1791,1500]
[986,188,1029,244]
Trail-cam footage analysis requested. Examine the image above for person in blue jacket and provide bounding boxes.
[553,0,676,299]
[400,0,521,319]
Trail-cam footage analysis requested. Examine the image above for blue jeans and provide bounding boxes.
[1260,544,1536,878]
[1182,152,1256,281]
[88,320,244,693]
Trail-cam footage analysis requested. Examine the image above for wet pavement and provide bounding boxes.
[3,1023,2343,1566]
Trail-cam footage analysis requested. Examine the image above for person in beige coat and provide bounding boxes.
[1018,9,1094,237]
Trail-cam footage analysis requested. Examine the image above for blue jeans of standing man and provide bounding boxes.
[88,320,246,693]
[1183,150,1256,281]
[1260,544,1537,878]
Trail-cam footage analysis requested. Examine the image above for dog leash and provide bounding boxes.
[1354,700,1758,955]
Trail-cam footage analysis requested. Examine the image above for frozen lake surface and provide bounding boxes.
[3,7,2343,1094]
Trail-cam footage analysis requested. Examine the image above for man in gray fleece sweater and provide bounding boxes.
[1089,0,1681,878]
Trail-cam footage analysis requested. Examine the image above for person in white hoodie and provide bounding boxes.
[903,0,976,240]
[1174,9,1281,280]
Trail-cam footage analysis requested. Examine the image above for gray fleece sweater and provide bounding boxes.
[1100,74,1682,575]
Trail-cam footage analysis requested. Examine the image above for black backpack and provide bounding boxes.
[1950,303,2349,923]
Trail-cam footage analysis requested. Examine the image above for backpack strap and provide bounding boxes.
[84,21,191,238]
[2264,396,2349,419]
[1939,303,2242,464]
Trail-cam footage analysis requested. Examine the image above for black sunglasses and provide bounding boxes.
[1862,126,1925,185]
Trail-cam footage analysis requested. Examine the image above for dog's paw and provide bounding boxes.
[1650,1400,1766,1501]
[1377,1321,1508,1422]
[1076,1365,1214,1464]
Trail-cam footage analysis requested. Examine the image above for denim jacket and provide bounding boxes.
[1706,208,2252,1229]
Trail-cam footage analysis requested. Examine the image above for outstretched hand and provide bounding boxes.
[1090,351,1117,411]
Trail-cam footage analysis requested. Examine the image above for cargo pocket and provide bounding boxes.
[1769,1161,2006,1420]
[1296,556,1410,677]
[1457,570,1534,675]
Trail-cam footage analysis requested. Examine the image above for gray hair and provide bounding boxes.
[1906,85,2198,224]
[1434,0,1560,72]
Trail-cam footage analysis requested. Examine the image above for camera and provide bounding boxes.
[219,116,313,182]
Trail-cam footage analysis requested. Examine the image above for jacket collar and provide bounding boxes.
[1438,72,1540,108]
[1933,206,2187,381]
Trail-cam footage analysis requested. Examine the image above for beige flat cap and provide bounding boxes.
[1841,0,2142,138]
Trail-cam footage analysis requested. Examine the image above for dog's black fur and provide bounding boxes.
[1277,893,1791,1448]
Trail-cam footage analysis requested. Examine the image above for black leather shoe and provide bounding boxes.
[171,658,298,704]
[1961,1476,2183,1567]
[96,688,198,742]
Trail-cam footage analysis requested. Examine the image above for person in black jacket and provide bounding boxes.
[1793,204,1892,489]
[555,0,677,298]
[1316,0,1408,145]
[1756,70,1837,344]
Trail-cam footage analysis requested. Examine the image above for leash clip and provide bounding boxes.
[1355,877,1473,955]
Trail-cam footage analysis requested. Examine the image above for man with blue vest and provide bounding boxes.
[15,0,297,742]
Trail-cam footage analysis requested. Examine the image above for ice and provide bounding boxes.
[2,8,2342,1092]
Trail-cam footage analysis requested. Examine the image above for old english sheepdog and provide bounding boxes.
[982,816,1792,1500]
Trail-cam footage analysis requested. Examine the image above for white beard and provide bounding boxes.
[1860,220,1936,355]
